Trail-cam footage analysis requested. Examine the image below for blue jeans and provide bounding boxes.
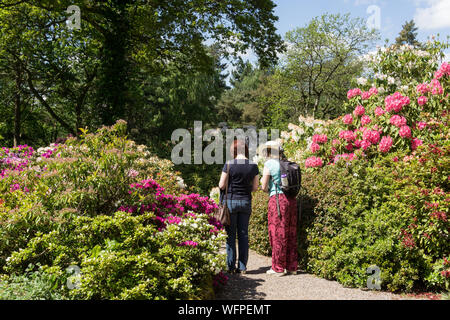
[225,199,251,272]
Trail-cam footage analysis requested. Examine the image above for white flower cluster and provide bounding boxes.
[176,177,186,189]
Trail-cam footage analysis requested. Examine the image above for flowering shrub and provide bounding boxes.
[273,41,450,292]
[0,121,226,299]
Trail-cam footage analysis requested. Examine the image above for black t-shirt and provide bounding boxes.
[222,159,259,201]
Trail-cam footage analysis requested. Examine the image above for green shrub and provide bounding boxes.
[1,121,226,299]
[259,42,450,293]
[293,139,449,292]
[249,191,271,256]
[0,264,68,300]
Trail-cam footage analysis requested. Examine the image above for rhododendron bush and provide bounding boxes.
[279,42,449,292]
[0,121,226,299]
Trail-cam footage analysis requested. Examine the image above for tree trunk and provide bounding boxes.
[13,62,22,147]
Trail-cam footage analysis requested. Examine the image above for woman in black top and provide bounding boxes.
[219,140,259,274]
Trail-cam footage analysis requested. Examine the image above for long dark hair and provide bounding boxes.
[230,139,249,159]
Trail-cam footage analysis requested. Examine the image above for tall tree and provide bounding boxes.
[0,0,285,146]
[216,61,271,127]
[271,13,379,121]
[396,20,420,47]
[0,2,101,140]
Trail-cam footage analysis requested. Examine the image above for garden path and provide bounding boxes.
[215,249,417,300]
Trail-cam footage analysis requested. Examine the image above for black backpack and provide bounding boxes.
[278,159,302,198]
[271,159,302,218]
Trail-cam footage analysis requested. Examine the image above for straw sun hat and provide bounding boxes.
[257,141,283,159]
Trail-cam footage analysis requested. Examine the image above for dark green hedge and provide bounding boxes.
[249,144,449,293]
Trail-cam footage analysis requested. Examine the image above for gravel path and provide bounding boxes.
[215,249,415,300]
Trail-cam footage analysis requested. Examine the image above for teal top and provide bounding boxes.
[264,159,283,197]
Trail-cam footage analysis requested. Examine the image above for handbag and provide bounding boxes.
[214,163,231,227]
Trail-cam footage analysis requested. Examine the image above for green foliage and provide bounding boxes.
[395,20,420,47]
[365,40,448,96]
[216,60,271,128]
[270,13,379,122]
[297,141,449,292]
[0,0,284,147]
[0,264,68,300]
[1,121,226,299]
[248,191,271,256]
[249,40,450,293]
[4,211,225,300]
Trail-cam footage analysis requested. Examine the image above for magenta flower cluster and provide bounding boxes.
[385,92,410,113]
[305,156,323,168]
[120,179,222,235]
[1,145,37,193]
[303,60,449,169]
[0,145,35,178]
[213,271,229,288]
[178,241,199,247]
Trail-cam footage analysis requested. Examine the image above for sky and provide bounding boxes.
[273,0,450,44]
[236,0,450,65]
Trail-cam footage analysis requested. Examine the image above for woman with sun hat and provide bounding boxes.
[259,141,298,276]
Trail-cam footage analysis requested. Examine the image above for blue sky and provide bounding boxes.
[272,0,450,44]
[224,0,450,82]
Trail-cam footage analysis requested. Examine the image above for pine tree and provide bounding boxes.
[396,20,420,47]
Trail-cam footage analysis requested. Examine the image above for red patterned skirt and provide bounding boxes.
[268,194,298,272]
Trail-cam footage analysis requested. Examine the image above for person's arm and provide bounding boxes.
[252,175,259,192]
[261,165,271,193]
[219,171,228,190]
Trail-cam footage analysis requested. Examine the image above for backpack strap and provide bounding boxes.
[270,175,282,219]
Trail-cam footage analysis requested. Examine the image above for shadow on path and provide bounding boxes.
[215,274,267,300]
[245,266,271,275]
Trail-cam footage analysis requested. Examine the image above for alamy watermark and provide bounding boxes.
[171,121,280,165]
[66,264,81,290]
[366,5,381,30]
[66,5,81,30]
[366,265,381,290]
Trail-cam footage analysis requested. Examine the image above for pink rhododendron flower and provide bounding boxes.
[374,107,385,117]
[378,136,393,153]
[312,134,328,144]
[434,62,450,79]
[390,115,407,128]
[369,130,381,144]
[179,241,199,247]
[416,122,427,131]
[331,147,337,156]
[361,140,372,151]
[411,138,423,151]
[417,96,428,106]
[310,142,320,153]
[403,155,413,162]
[385,92,410,113]
[416,83,430,95]
[399,125,412,139]
[347,88,362,99]
[305,156,323,168]
[10,184,21,192]
[430,79,444,95]
[354,140,362,148]
[361,91,371,100]
[353,105,365,117]
[339,130,356,142]
[333,153,356,164]
[369,87,378,96]
[435,69,445,80]
[345,143,354,152]
[342,114,353,125]
[361,115,372,126]
[332,139,341,146]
